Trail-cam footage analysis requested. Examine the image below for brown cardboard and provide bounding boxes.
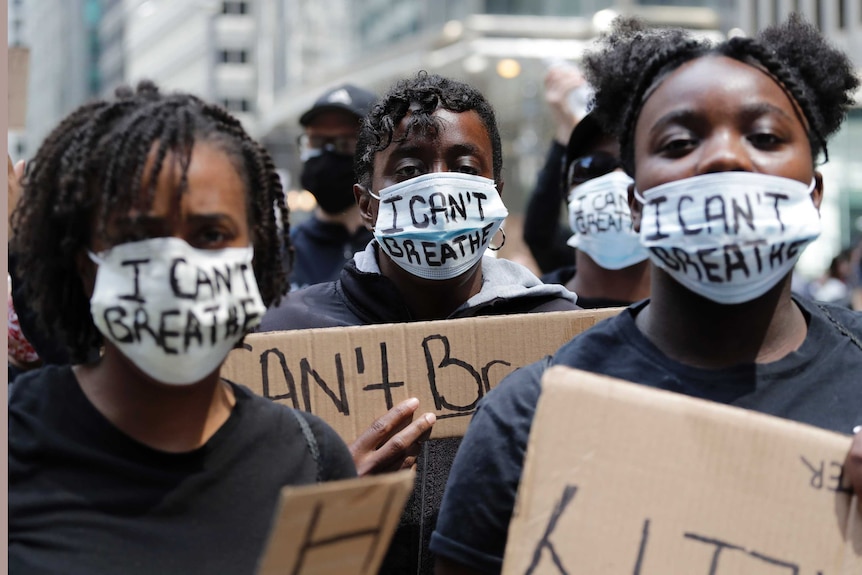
[256,469,415,575]
[502,366,862,574]
[8,47,28,130]
[223,308,621,442]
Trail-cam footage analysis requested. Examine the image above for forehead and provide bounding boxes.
[635,55,806,135]
[391,108,492,155]
[141,142,248,216]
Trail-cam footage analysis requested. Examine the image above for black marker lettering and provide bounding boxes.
[449,193,467,221]
[703,195,729,234]
[672,247,703,281]
[731,194,755,234]
[380,195,404,234]
[424,334,483,412]
[697,248,722,283]
[472,191,487,219]
[524,485,577,575]
[723,244,750,281]
[170,258,196,299]
[300,356,349,415]
[158,309,181,354]
[183,309,204,350]
[102,307,134,343]
[649,247,680,271]
[677,195,701,235]
[259,348,299,409]
[800,455,824,489]
[403,240,421,265]
[763,192,789,232]
[410,195,429,228]
[132,306,161,346]
[422,241,441,266]
[382,237,404,258]
[362,342,405,411]
[118,258,149,302]
[428,192,449,225]
[644,196,669,241]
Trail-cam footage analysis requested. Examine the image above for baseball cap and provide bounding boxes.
[299,84,378,126]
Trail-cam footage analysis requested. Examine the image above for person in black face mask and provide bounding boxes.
[291,84,378,289]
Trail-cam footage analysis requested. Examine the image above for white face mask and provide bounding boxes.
[88,237,267,385]
[567,170,649,270]
[371,172,508,280]
[635,172,821,305]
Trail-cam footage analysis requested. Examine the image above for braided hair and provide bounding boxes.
[354,71,503,188]
[582,13,859,176]
[10,81,291,362]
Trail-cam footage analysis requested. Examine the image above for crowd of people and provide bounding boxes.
[7,12,862,575]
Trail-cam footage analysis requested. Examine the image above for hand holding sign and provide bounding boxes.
[350,397,436,476]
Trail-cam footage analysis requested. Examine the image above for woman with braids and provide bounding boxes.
[431,14,862,574]
[8,82,356,574]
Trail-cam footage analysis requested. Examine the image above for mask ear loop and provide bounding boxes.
[632,187,647,205]
[488,228,506,251]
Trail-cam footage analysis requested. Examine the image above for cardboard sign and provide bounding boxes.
[256,469,415,575]
[9,47,30,130]
[502,367,862,574]
[223,308,621,442]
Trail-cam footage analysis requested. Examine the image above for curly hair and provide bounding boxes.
[354,71,503,188]
[10,81,291,362]
[582,13,859,175]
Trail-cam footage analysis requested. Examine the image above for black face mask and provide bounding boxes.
[300,151,357,214]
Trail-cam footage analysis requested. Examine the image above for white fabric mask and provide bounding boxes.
[635,172,821,304]
[566,170,648,270]
[88,237,266,385]
[371,172,508,280]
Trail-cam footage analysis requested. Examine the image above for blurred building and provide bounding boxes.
[7,0,861,273]
[7,0,100,160]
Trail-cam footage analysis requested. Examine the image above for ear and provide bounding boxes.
[76,249,97,299]
[811,171,824,212]
[628,181,643,233]
[354,183,377,231]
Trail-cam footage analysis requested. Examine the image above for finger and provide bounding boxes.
[849,427,862,514]
[354,412,436,476]
[369,412,437,468]
[351,397,420,452]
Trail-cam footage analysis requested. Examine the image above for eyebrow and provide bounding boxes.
[648,102,797,136]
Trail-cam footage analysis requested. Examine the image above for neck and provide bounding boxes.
[74,346,235,453]
[316,205,364,235]
[569,254,650,303]
[378,251,484,320]
[635,271,807,369]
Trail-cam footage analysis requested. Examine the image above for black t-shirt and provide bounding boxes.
[9,365,357,575]
[430,297,862,574]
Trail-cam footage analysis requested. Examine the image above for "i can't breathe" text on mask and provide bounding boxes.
[89,237,267,385]
[635,172,821,305]
[371,172,508,281]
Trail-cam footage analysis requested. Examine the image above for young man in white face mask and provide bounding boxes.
[259,72,579,575]
[433,16,862,575]
[542,111,650,308]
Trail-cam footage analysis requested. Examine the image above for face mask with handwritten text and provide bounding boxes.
[371,172,508,280]
[88,237,266,385]
[635,172,820,305]
[567,170,648,270]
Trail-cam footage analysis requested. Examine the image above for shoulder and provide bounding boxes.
[229,384,357,481]
[257,281,350,331]
[9,364,75,407]
[289,410,357,481]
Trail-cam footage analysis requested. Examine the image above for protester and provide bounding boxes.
[9,82,357,575]
[260,72,579,575]
[432,15,862,574]
[523,64,586,274]
[542,111,650,308]
[289,83,377,289]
